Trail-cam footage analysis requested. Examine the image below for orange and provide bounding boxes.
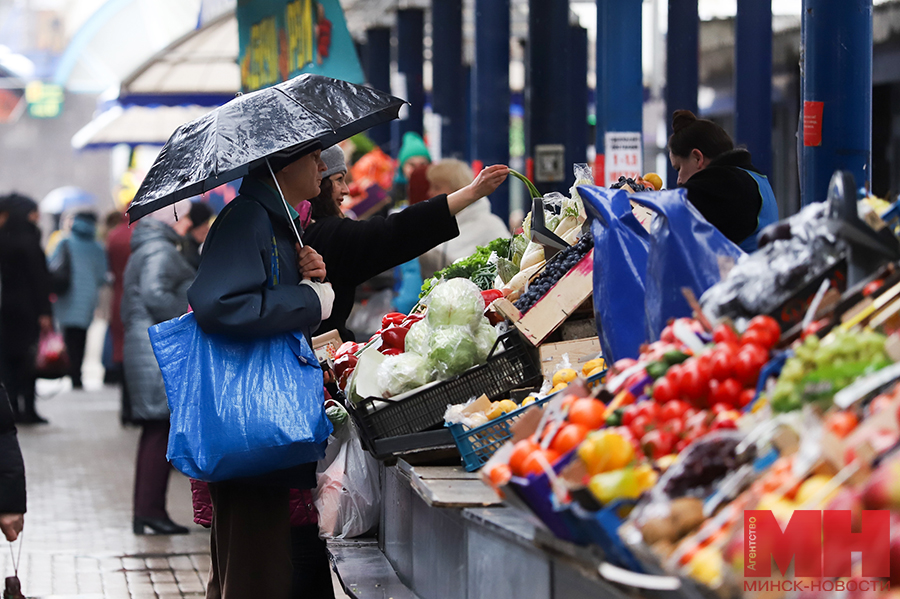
[487,463,512,487]
[509,439,539,477]
[550,423,589,455]
[521,448,561,477]
[568,398,607,430]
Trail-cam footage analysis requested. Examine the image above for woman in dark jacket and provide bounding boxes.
[667,110,779,252]
[0,194,52,424]
[187,145,331,599]
[304,146,509,342]
[122,213,196,535]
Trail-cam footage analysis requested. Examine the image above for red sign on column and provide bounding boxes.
[804,101,824,147]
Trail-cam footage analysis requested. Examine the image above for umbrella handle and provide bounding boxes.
[266,158,304,248]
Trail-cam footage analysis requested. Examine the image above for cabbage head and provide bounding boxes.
[376,353,432,397]
[426,278,485,330]
[428,325,479,380]
[473,321,499,363]
[405,319,431,356]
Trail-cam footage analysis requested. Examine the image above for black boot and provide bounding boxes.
[133,516,189,535]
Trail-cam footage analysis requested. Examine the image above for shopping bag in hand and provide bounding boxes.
[148,312,333,482]
[581,185,650,362]
[34,330,69,380]
[314,421,380,539]
[630,189,745,340]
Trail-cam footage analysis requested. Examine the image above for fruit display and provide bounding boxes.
[514,234,594,314]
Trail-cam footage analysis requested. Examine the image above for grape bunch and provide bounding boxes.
[514,234,594,314]
[610,176,647,191]
[663,436,755,498]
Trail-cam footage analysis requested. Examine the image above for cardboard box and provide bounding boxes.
[311,329,343,367]
[538,337,603,379]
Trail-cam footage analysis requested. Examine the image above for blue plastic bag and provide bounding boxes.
[630,189,745,340]
[149,312,333,482]
[582,186,650,362]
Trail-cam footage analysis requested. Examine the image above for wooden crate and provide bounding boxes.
[537,336,603,379]
[493,249,594,346]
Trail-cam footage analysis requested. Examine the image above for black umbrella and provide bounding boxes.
[127,74,405,224]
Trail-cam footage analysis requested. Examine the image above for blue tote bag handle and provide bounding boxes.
[629,189,744,340]
[581,185,650,361]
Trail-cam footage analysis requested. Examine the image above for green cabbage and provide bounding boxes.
[377,353,432,397]
[428,325,479,380]
[426,278,485,330]
[473,322,499,363]
[405,320,431,356]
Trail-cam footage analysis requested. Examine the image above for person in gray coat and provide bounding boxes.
[122,209,195,535]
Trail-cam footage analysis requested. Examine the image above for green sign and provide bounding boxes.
[26,82,64,119]
[237,0,364,92]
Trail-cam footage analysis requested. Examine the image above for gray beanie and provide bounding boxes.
[321,146,347,179]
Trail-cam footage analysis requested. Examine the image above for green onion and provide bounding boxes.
[509,169,541,200]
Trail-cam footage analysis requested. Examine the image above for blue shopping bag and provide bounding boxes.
[148,312,332,482]
[581,186,650,362]
[630,189,744,340]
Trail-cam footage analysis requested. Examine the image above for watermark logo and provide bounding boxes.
[744,510,890,578]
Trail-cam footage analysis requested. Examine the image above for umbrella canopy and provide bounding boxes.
[127,74,405,223]
[40,186,96,214]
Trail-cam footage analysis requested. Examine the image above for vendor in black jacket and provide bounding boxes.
[0,384,25,543]
[303,146,509,342]
[667,110,779,252]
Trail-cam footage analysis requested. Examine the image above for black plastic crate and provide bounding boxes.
[348,329,541,457]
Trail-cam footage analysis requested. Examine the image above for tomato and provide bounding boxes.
[825,411,859,438]
[634,401,660,423]
[733,344,768,386]
[652,377,678,404]
[381,312,406,328]
[710,402,732,415]
[659,399,689,422]
[680,360,710,405]
[612,358,638,375]
[748,315,781,342]
[710,377,742,408]
[738,388,756,409]
[713,323,740,346]
[665,364,685,395]
[568,398,607,430]
[629,414,653,439]
[709,349,733,382]
[685,410,711,433]
[551,423,589,455]
[621,404,639,426]
[381,326,408,350]
[509,439,540,477]
[661,417,685,438]
[711,414,738,430]
[641,430,675,459]
[521,448,561,476]
[741,328,775,351]
[661,324,676,343]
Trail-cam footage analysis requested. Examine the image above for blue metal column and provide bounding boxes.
[472,0,510,223]
[527,0,570,195]
[735,0,772,177]
[665,0,699,187]
[568,24,589,176]
[595,0,643,183]
[801,0,873,205]
[431,0,466,160]
[392,9,425,159]
[364,27,392,153]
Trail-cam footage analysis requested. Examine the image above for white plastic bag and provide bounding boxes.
[314,422,381,539]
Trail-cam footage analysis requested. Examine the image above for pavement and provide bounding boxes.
[1,321,350,599]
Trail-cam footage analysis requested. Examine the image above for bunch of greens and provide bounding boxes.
[420,237,511,297]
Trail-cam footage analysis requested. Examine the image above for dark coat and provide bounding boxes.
[680,149,764,245]
[0,384,25,514]
[0,201,52,359]
[106,221,132,364]
[122,219,196,422]
[187,177,323,488]
[302,195,459,342]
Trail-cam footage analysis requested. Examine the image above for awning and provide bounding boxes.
[71,104,213,149]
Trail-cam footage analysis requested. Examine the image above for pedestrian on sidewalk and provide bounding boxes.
[122,204,195,535]
[47,211,107,389]
[181,201,213,270]
[104,210,132,421]
[0,383,26,543]
[0,194,53,424]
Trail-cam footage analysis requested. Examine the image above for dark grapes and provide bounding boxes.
[610,176,646,192]
[514,235,595,314]
[662,437,756,498]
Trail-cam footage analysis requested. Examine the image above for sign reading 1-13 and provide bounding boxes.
[603,132,642,187]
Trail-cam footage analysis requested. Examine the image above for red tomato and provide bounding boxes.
[680,360,710,405]
[652,377,678,404]
[641,430,675,459]
[713,323,740,346]
[748,315,781,342]
[734,344,768,386]
[568,398,607,430]
[612,358,637,375]
[629,414,653,439]
[685,410,710,433]
[659,399,689,422]
[665,364,685,395]
[738,388,756,409]
[624,370,650,397]
[551,423,589,455]
[741,328,775,350]
[709,349,733,382]
[661,417,685,438]
[635,401,660,423]
[661,324,676,343]
[710,378,742,408]
[825,412,858,439]
[711,414,738,430]
[710,402,732,415]
[621,404,639,426]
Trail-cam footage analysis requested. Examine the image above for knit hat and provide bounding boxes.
[397,132,431,170]
[321,146,347,179]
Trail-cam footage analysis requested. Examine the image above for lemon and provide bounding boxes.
[634,464,658,491]
[552,368,578,386]
[486,402,505,420]
[687,546,723,587]
[521,396,537,407]
[795,474,838,507]
[642,173,663,191]
[582,358,606,377]
[550,382,569,394]
[587,366,605,378]
[582,431,634,474]
[499,399,519,414]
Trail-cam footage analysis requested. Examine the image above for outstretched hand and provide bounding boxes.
[447,164,510,216]
[296,244,326,281]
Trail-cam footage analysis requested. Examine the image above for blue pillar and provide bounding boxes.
[594,0,607,172]
[364,27,392,154]
[567,24,589,178]
[596,0,643,183]
[735,0,772,177]
[527,0,570,195]
[392,9,425,159]
[431,0,466,160]
[472,0,510,223]
[665,0,699,187]
[801,0,872,205]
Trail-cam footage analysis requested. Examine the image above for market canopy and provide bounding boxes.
[71,103,214,149]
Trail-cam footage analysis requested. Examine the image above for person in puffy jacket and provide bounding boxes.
[48,211,107,389]
[122,206,195,536]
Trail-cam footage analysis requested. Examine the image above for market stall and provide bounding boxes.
[326,165,900,599]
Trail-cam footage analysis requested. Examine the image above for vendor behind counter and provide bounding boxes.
[667,109,779,252]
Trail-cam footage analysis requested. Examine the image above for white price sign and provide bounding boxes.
[604,131,642,187]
